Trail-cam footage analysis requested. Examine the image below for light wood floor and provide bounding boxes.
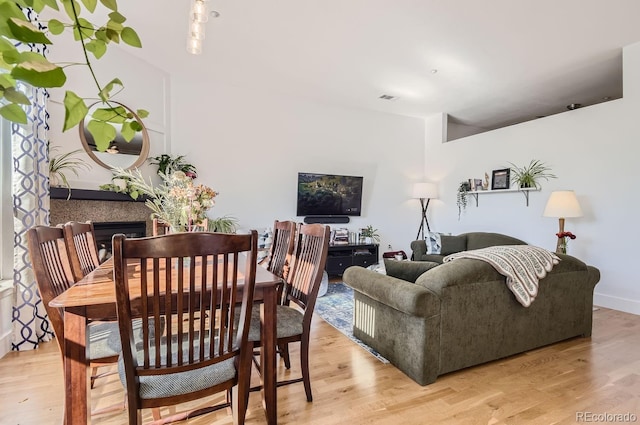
[1,299,639,424]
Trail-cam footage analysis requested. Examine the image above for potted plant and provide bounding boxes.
[149,154,198,178]
[508,159,557,189]
[457,181,471,220]
[360,225,380,244]
[49,147,91,197]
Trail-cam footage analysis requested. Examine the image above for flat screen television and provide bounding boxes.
[296,172,363,217]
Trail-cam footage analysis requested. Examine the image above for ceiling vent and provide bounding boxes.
[378,94,398,101]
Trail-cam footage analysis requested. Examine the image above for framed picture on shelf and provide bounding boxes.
[491,169,510,190]
[474,178,484,190]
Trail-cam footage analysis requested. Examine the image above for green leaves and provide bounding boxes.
[84,102,146,150]
[62,90,88,131]
[0,0,148,140]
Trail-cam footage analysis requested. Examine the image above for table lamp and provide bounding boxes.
[543,190,583,253]
[412,182,438,240]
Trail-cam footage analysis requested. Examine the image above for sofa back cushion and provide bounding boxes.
[463,232,526,250]
[384,259,440,282]
[440,235,467,255]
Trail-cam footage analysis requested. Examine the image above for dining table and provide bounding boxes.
[50,252,281,425]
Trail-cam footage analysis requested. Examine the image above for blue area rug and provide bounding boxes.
[315,282,389,363]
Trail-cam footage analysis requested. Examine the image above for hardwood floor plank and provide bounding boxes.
[1,304,639,424]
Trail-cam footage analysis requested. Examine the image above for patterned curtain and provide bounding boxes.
[10,9,53,351]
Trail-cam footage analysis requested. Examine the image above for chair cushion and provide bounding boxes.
[118,337,237,400]
[246,304,303,342]
[88,318,165,361]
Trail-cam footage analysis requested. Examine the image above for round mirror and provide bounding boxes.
[79,101,150,170]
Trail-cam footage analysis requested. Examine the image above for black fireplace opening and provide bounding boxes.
[93,221,146,262]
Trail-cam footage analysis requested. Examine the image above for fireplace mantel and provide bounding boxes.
[50,187,147,202]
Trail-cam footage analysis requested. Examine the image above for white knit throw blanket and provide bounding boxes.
[443,245,560,307]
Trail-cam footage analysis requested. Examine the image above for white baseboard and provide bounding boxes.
[0,280,12,359]
[594,292,640,316]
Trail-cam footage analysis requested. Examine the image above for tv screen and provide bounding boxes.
[296,172,363,216]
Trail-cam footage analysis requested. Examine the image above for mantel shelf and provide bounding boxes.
[467,187,540,207]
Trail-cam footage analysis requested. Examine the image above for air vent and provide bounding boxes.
[378,94,398,101]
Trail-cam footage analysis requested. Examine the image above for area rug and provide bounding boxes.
[315,282,389,363]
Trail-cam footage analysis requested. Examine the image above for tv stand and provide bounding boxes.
[326,243,379,276]
[303,216,350,224]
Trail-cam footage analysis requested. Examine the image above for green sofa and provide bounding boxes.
[343,253,600,386]
[411,232,527,263]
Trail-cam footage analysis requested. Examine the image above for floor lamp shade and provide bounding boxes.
[412,182,439,200]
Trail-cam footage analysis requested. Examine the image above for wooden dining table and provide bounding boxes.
[50,253,281,425]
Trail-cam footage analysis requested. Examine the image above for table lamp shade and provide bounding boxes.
[412,182,438,199]
[543,191,583,218]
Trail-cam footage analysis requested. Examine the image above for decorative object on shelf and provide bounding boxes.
[543,190,583,254]
[412,182,439,239]
[555,231,576,254]
[99,175,143,200]
[483,172,490,190]
[507,159,556,189]
[360,225,380,244]
[149,154,198,178]
[48,146,91,198]
[186,0,220,54]
[79,101,150,170]
[112,167,217,232]
[491,169,511,190]
[456,181,471,220]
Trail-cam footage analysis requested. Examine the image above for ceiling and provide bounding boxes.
[116,0,640,133]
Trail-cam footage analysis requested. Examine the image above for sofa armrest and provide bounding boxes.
[410,240,427,261]
[343,266,440,318]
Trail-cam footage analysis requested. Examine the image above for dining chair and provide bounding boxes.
[62,220,100,283]
[248,223,330,402]
[112,230,258,424]
[265,220,297,281]
[152,217,209,235]
[26,225,123,412]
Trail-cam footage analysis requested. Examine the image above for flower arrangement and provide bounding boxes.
[556,231,576,254]
[111,167,217,232]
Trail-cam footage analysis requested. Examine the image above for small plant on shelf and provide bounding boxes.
[508,159,556,189]
[360,225,380,244]
[149,154,198,178]
[49,146,91,198]
[456,181,471,220]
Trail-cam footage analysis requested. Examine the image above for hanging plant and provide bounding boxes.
[457,181,470,220]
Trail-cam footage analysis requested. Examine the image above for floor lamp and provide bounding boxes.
[413,182,438,240]
[543,190,583,253]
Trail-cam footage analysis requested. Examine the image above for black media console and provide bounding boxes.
[326,243,379,277]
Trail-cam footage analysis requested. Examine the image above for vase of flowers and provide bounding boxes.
[556,231,576,254]
[111,168,217,232]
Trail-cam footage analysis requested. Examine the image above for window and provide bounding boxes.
[0,117,12,281]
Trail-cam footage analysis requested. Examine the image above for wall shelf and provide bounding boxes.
[467,187,540,207]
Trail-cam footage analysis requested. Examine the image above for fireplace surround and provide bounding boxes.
[50,188,153,251]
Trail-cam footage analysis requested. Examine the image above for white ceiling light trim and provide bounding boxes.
[187,0,219,55]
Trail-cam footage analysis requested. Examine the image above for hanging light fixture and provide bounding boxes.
[186,0,219,55]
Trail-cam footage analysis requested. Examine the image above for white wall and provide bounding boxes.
[170,80,425,254]
[423,42,640,315]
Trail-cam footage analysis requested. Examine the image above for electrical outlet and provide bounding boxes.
[387,244,392,250]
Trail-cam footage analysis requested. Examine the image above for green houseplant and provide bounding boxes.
[508,159,557,189]
[0,0,147,148]
[149,154,198,178]
[360,225,380,244]
[49,147,90,196]
[456,181,471,220]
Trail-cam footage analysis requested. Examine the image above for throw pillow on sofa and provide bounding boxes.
[425,231,442,254]
[384,259,439,282]
[440,235,467,255]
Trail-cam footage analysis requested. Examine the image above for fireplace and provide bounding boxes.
[93,221,147,262]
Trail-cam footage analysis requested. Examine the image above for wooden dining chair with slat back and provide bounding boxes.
[63,221,100,283]
[26,225,124,413]
[248,223,330,402]
[266,220,297,281]
[112,230,258,424]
